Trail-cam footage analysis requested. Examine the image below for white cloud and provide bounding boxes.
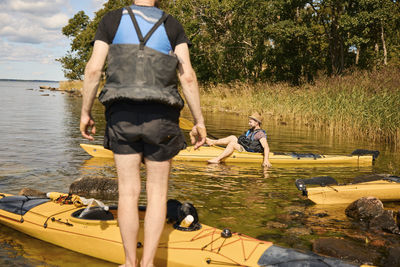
[0,0,102,80]
[40,13,70,30]
[2,0,64,15]
[0,24,54,44]
[91,0,106,10]
[0,40,45,62]
[0,0,70,44]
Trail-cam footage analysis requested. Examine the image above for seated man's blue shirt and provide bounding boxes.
[112,5,172,55]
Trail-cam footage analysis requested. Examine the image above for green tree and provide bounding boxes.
[307,0,350,75]
[343,0,400,68]
[59,0,400,84]
[57,11,90,80]
[57,0,131,80]
[262,0,326,84]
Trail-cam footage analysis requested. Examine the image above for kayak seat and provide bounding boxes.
[72,207,115,221]
[351,149,380,160]
[291,152,322,159]
[273,152,322,159]
[384,176,400,183]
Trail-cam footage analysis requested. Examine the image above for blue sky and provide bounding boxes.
[0,0,107,81]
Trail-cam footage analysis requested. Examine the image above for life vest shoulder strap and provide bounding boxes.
[125,6,169,50]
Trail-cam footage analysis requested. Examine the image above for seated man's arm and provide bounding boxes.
[259,137,272,168]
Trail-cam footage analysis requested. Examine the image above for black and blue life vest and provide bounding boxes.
[98,6,184,110]
[237,129,267,153]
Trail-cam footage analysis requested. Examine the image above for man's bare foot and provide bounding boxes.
[206,138,217,146]
[120,259,139,267]
[207,158,220,164]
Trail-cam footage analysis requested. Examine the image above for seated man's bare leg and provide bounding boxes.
[114,153,142,267]
[206,135,238,146]
[207,142,242,164]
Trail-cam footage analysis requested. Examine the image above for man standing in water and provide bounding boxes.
[206,112,272,167]
[80,1,206,266]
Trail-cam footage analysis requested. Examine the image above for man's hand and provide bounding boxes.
[80,113,96,141]
[189,124,207,149]
[262,160,272,168]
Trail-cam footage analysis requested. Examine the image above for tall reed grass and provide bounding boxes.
[59,80,105,95]
[59,80,83,91]
[200,67,400,147]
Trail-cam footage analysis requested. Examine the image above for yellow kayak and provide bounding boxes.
[80,143,376,166]
[0,192,358,266]
[296,176,400,204]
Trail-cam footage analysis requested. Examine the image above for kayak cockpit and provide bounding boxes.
[69,206,149,222]
[71,206,117,221]
[69,200,202,231]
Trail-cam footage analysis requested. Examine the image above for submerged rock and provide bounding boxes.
[18,188,46,197]
[286,227,312,236]
[345,197,399,234]
[69,177,118,199]
[385,246,400,267]
[397,210,400,228]
[313,212,329,218]
[265,221,288,229]
[313,238,380,265]
[345,197,384,220]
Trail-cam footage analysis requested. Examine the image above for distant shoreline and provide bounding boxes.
[0,79,59,83]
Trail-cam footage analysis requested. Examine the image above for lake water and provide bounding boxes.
[0,80,399,266]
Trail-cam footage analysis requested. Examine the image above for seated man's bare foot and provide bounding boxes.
[206,138,217,146]
[207,158,220,164]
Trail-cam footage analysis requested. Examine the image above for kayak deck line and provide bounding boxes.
[158,228,267,266]
[80,143,375,166]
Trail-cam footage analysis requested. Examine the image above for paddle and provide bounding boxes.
[179,117,218,139]
[178,117,195,131]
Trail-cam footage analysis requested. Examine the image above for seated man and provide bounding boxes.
[206,112,272,167]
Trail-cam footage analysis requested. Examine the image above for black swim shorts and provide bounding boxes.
[104,101,185,161]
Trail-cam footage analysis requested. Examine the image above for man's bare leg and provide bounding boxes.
[206,135,237,146]
[114,153,142,267]
[140,159,171,267]
[207,142,242,164]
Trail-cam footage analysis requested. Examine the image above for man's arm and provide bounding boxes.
[259,137,272,168]
[174,43,206,149]
[80,40,109,140]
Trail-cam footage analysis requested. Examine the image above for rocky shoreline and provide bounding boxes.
[39,85,82,96]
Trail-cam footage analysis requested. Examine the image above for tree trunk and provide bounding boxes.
[381,24,387,65]
[356,47,360,65]
[340,38,344,73]
[374,43,379,70]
